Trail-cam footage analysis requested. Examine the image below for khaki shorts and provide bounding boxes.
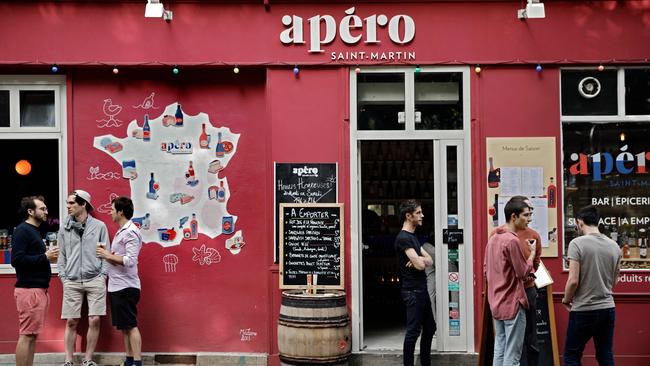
[61,275,107,319]
[14,288,49,335]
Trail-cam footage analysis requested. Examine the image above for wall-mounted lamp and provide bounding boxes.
[518,0,545,20]
[145,0,173,21]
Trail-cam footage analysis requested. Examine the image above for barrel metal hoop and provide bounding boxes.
[281,296,347,308]
[278,314,349,325]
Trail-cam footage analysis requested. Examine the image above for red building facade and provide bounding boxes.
[1,1,649,364]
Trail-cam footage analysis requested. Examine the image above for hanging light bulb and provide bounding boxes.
[51,65,59,73]
[474,65,482,74]
[233,66,240,74]
[414,65,421,73]
[620,132,626,142]
[354,67,361,74]
[535,64,543,73]
[597,64,605,72]
[293,65,299,76]
[112,67,119,75]
[172,66,180,75]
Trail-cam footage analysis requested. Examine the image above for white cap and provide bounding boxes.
[73,189,93,211]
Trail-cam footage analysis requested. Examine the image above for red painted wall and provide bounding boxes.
[1,0,649,361]
[472,67,650,362]
[1,2,649,66]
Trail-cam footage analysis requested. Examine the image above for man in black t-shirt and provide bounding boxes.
[395,200,436,366]
[11,196,59,366]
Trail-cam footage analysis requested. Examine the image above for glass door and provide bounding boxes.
[437,140,472,351]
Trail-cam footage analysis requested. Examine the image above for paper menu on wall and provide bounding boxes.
[497,197,549,246]
[535,260,553,288]
[499,167,544,196]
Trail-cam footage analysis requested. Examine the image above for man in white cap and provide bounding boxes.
[57,190,109,366]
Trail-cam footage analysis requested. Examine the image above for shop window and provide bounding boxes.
[415,72,463,130]
[356,68,467,132]
[561,70,618,116]
[0,76,65,273]
[20,90,55,127]
[561,68,650,271]
[357,73,406,130]
[0,90,9,127]
[625,69,650,115]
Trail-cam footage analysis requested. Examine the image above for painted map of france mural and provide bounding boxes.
[94,102,240,248]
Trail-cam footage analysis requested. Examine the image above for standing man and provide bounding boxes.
[490,196,542,366]
[562,205,621,366]
[57,190,109,366]
[485,199,536,366]
[395,200,436,366]
[96,196,143,366]
[11,196,59,366]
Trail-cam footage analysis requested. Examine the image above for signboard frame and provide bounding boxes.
[279,203,344,290]
[274,162,338,262]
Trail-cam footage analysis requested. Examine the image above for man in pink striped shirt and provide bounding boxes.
[485,198,537,366]
[96,196,143,366]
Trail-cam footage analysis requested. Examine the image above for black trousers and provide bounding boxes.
[522,286,540,366]
[401,288,436,366]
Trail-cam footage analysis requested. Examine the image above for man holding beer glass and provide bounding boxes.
[57,190,109,366]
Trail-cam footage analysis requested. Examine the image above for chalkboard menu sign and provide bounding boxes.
[274,163,337,261]
[279,203,344,289]
[521,285,560,366]
[480,284,559,366]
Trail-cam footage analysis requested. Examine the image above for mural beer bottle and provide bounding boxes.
[143,114,151,141]
[175,104,184,126]
[215,132,225,157]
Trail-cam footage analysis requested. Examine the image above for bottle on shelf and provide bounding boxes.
[623,243,631,259]
[640,238,647,259]
[142,114,150,141]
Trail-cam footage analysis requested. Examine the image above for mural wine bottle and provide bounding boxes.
[487,157,500,188]
[190,213,198,239]
[199,123,209,148]
[143,114,150,141]
[217,181,226,202]
[547,177,556,208]
[188,161,195,179]
[175,104,184,126]
[216,132,225,157]
[641,239,648,259]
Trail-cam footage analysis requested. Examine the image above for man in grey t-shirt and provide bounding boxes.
[562,205,621,366]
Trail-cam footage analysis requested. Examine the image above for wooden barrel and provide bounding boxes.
[278,290,351,365]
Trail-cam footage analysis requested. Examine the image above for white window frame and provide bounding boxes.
[0,75,68,274]
[560,66,650,270]
[350,66,474,352]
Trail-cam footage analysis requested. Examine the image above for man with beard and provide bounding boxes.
[12,196,59,366]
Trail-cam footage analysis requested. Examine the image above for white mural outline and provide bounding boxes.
[93,102,240,247]
[163,254,178,272]
[133,92,159,110]
[96,193,119,214]
[97,99,124,128]
[225,230,245,255]
[87,166,121,180]
[192,244,221,266]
